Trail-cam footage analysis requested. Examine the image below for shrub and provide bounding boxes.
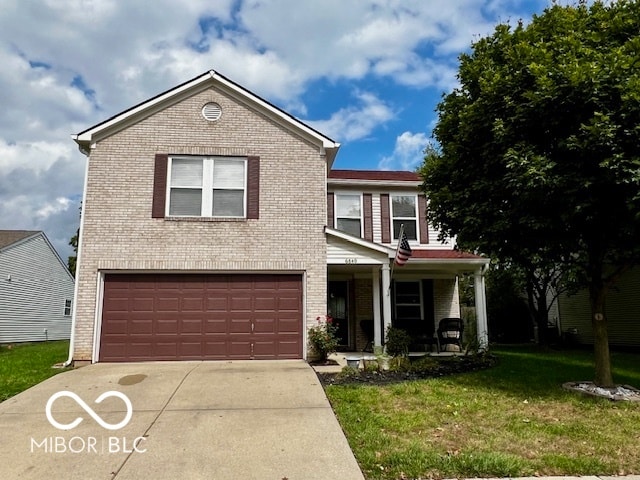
[385,326,411,357]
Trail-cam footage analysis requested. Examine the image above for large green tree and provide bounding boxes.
[421,1,640,386]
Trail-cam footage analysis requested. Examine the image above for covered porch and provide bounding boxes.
[326,228,489,353]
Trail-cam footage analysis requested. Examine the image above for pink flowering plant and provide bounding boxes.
[308,315,339,362]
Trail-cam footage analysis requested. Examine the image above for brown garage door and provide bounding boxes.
[99,274,303,362]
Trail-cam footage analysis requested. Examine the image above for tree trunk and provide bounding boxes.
[589,284,613,387]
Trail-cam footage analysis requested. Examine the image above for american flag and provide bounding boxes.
[394,231,412,266]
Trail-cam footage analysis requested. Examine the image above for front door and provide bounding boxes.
[327,281,349,348]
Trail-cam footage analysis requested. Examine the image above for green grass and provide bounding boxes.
[325,346,640,480]
[0,341,71,402]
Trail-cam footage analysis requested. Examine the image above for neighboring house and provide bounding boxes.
[0,230,75,343]
[70,70,489,364]
[558,267,640,348]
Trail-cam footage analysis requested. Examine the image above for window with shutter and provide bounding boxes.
[335,194,362,237]
[391,195,418,240]
[167,156,247,218]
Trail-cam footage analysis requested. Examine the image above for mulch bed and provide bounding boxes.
[316,354,498,386]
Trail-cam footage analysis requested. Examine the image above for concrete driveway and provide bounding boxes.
[0,361,364,480]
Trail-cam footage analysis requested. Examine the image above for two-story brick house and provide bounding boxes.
[69,70,488,364]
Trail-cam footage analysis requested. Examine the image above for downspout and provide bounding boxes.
[63,142,91,367]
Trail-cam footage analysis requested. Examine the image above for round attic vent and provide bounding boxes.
[202,102,222,121]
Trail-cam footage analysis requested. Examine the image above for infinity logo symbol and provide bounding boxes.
[45,391,133,431]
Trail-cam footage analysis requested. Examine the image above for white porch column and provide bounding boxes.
[372,267,382,351]
[474,268,489,349]
[381,262,392,346]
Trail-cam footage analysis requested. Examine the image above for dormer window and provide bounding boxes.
[391,195,418,240]
[335,194,362,237]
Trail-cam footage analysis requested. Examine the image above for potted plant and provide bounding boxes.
[308,315,339,363]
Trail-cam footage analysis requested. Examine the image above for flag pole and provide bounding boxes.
[388,223,404,296]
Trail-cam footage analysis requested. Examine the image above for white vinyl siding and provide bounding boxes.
[168,156,246,218]
[0,234,75,343]
[391,195,418,241]
[372,194,382,242]
[335,194,362,238]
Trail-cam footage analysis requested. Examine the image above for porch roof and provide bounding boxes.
[325,227,489,272]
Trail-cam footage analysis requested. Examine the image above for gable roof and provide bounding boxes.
[0,230,75,281]
[72,70,340,165]
[0,230,39,249]
[328,169,422,187]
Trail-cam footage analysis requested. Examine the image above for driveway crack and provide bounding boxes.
[110,362,202,478]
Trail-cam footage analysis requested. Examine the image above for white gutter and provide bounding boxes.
[63,148,90,367]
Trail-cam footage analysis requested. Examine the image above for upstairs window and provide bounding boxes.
[335,194,362,237]
[168,157,246,217]
[391,195,418,240]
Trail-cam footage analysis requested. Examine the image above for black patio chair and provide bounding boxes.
[437,317,464,352]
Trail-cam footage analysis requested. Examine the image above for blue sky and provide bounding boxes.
[0,0,549,259]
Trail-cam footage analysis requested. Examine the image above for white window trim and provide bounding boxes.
[64,299,72,317]
[393,280,423,320]
[390,193,419,242]
[166,156,247,218]
[334,192,364,238]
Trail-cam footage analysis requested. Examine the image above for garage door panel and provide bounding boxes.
[181,319,203,334]
[206,297,229,311]
[156,319,178,334]
[228,339,252,358]
[254,297,277,311]
[129,320,153,335]
[205,318,228,333]
[254,318,275,333]
[131,297,154,312]
[156,297,180,312]
[100,274,302,361]
[229,319,252,334]
[229,297,251,310]
[277,319,301,334]
[154,342,178,358]
[101,319,128,335]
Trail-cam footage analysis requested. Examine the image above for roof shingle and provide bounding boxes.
[0,230,39,249]
[328,170,421,182]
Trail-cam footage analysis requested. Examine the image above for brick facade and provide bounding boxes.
[433,278,461,323]
[73,86,328,361]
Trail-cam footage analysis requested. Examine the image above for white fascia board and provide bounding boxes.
[73,70,340,161]
[74,72,212,145]
[325,227,394,255]
[211,71,339,150]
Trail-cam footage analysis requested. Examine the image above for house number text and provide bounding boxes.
[345,258,358,264]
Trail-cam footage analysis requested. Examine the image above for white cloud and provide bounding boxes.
[379,131,430,171]
[0,0,545,258]
[308,91,395,142]
[0,140,84,259]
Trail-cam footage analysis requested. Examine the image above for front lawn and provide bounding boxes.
[325,346,640,480]
[0,340,70,402]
